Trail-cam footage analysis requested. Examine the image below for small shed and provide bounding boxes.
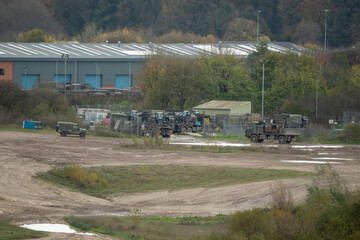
[193,100,251,116]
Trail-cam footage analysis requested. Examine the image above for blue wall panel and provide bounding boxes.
[85,74,102,89]
[53,74,71,83]
[22,74,39,89]
[115,75,130,89]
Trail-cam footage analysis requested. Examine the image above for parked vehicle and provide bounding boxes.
[245,122,298,144]
[272,114,309,128]
[56,121,87,138]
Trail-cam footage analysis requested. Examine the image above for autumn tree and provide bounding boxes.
[201,54,254,102]
[138,55,210,110]
[16,29,56,43]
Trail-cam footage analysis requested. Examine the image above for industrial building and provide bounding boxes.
[193,100,251,116]
[0,42,304,90]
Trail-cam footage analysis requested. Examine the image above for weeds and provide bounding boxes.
[269,181,294,210]
[44,165,108,189]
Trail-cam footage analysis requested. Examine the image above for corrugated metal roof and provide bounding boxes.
[194,100,251,110]
[0,42,303,61]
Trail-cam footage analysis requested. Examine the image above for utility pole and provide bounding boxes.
[324,9,329,51]
[260,59,268,119]
[61,53,69,103]
[257,10,261,42]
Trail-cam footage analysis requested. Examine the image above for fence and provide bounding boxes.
[220,122,343,138]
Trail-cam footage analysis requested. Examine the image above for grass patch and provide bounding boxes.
[37,165,313,198]
[0,124,54,134]
[65,215,229,240]
[0,219,48,240]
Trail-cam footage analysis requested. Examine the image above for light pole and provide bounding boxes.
[316,73,319,118]
[324,9,329,51]
[260,59,268,119]
[95,63,98,91]
[23,66,27,90]
[257,10,261,42]
[128,62,132,88]
[61,53,69,103]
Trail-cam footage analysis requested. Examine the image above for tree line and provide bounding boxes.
[1,0,359,49]
[137,43,360,119]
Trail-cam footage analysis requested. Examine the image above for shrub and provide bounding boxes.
[338,123,360,142]
[269,181,294,210]
[229,209,275,239]
[60,165,107,188]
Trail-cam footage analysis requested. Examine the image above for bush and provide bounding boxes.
[269,182,294,210]
[338,123,360,142]
[56,165,107,188]
[229,209,275,239]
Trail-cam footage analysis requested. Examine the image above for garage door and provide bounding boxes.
[22,74,39,89]
[53,74,71,83]
[115,75,131,89]
[85,74,102,89]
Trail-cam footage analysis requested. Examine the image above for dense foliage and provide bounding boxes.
[137,44,360,117]
[1,0,360,48]
[210,165,360,240]
[0,81,78,127]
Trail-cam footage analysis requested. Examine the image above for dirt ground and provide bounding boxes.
[0,131,359,239]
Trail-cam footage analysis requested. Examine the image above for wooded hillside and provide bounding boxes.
[1,0,359,48]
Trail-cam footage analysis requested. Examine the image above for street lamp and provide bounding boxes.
[257,10,261,42]
[128,62,132,88]
[23,66,27,90]
[316,73,319,118]
[61,53,69,102]
[95,63,98,91]
[324,9,329,51]
[260,59,268,119]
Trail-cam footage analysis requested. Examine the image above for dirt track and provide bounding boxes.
[0,131,359,238]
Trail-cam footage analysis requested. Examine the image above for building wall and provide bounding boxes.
[230,102,251,114]
[193,109,231,116]
[194,102,251,116]
[0,61,13,81]
[13,60,145,88]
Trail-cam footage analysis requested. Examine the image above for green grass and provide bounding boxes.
[0,219,48,240]
[65,215,229,240]
[0,124,54,134]
[37,165,313,198]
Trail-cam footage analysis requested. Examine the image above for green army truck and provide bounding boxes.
[245,122,298,144]
[56,121,87,138]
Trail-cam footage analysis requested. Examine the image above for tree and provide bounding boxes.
[292,20,322,45]
[223,18,257,41]
[138,55,210,110]
[53,0,91,36]
[16,29,56,43]
[201,54,254,102]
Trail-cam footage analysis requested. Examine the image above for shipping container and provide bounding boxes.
[23,121,43,129]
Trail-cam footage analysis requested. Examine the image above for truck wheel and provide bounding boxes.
[61,132,67,137]
[250,135,258,143]
[278,136,286,144]
[80,132,86,138]
[187,127,192,133]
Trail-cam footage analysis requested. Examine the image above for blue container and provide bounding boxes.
[23,121,43,130]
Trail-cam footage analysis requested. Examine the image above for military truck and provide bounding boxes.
[56,121,87,138]
[272,114,309,128]
[245,122,298,144]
